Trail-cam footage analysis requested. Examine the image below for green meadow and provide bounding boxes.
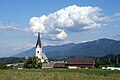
[0,68,120,80]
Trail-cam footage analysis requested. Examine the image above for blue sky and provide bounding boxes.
[0,0,120,57]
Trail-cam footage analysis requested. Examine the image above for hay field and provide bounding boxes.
[0,69,120,80]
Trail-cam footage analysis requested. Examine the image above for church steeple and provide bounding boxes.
[36,32,42,48]
[35,32,48,63]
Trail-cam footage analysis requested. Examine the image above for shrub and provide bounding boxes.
[24,57,42,68]
[0,63,8,69]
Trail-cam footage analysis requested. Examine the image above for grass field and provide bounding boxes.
[0,68,120,80]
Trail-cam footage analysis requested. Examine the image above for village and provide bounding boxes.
[6,33,95,69]
[6,33,120,70]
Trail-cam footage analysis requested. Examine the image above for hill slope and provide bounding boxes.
[13,38,120,59]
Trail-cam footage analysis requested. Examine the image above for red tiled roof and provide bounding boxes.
[67,58,95,64]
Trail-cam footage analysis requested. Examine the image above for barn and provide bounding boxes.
[42,58,95,68]
[65,58,95,68]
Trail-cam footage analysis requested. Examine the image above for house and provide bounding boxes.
[42,61,65,68]
[42,58,95,69]
[102,67,120,70]
[65,58,95,68]
[7,63,24,69]
[42,63,54,68]
[53,63,67,68]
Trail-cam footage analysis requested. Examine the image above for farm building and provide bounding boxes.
[65,58,95,68]
[42,61,65,68]
[42,58,95,68]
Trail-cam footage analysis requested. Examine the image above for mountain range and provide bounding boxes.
[13,38,120,59]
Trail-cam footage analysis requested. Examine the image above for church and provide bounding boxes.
[35,32,48,63]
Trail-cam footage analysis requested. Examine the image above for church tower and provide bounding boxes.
[35,32,44,62]
[35,32,49,63]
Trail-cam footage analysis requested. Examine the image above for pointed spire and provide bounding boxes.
[36,32,42,48]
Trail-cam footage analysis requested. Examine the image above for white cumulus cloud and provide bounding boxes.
[29,15,47,33]
[56,30,67,40]
[29,5,110,40]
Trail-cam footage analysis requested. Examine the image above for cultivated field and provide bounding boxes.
[0,68,120,80]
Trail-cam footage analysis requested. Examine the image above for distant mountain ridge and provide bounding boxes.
[13,38,120,59]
